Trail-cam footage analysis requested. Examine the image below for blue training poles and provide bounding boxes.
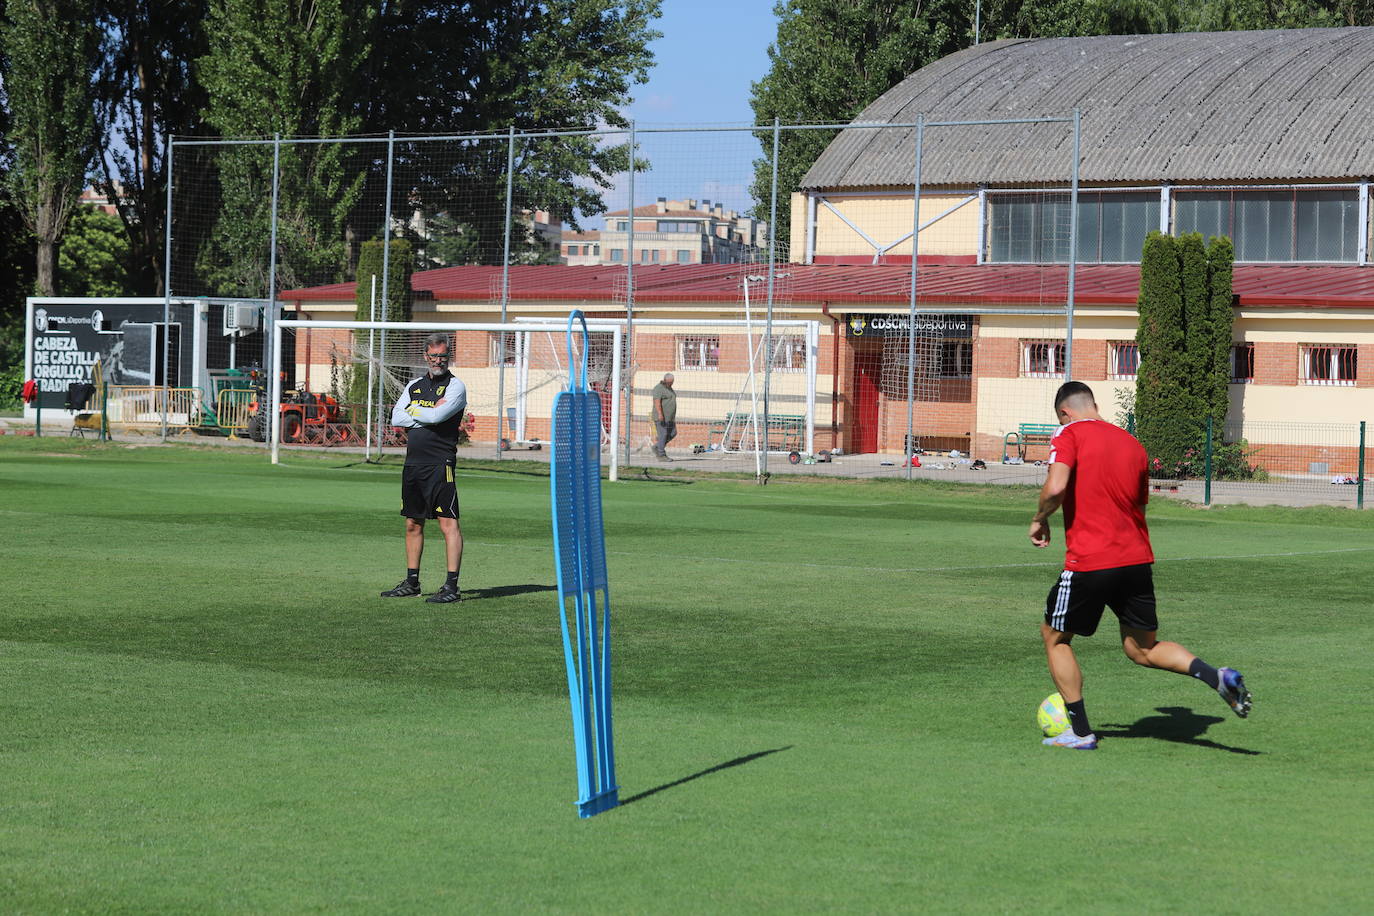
[550,310,619,818]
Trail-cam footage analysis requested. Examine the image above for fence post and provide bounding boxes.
[905,114,925,481]
[1203,416,1213,506]
[622,120,636,469]
[1126,411,1135,435]
[375,130,396,453]
[1063,108,1081,382]
[497,124,516,461]
[761,117,781,484]
[1359,421,1366,510]
[35,386,41,436]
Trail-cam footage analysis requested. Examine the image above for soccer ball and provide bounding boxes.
[1037,693,1069,737]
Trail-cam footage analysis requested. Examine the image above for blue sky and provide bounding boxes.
[595,1,781,219]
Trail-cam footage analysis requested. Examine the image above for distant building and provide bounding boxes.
[563,198,767,265]
[79,184,125,216]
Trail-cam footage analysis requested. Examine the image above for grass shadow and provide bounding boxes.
[464,583,557,599]
[1097,706,1262,755]
[620,746,793,806]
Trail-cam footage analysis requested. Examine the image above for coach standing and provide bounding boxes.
[1028,381,1251,749]
[380,333,468,604]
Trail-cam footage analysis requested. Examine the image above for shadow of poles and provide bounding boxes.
[620,746,794,806]
[1097,706,1262,755]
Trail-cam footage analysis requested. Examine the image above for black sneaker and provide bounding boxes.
[380,579,422,598]
[426,583,462,603]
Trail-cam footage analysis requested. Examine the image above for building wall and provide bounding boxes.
[793,191,980,260]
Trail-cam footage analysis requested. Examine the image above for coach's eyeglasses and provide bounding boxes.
[425,351,451,363]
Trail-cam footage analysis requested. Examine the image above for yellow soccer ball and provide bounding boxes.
[1038,693,1069,737]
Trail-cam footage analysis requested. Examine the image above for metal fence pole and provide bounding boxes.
[497,125,516,460]
[1204,416,1213,506]
[1064,108,1081,381]
[375,130,396,452]
[161,135,177,442]
[1359,421,1367,510]
[906,115,925,481]
[760,118,781,483]
[622,120,636,468]
[264,133,281,430]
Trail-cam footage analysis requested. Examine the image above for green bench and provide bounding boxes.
[1002,423,1059,462]
[709,412,805,453]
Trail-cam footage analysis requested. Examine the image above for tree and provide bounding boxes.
[749,0,970,251]
[195,0,372,297]
[1203,235,1235,428]
[92,0,213,295]
[1178,232,1209,421]
[58,205,135,297]
[348,238,412,406]
[0,0,100,296]
[348,1,660,264]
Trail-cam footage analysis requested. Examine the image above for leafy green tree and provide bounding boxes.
[92,0,213,295]
[57,205,135,297]
[195,0,372,296]
[349,1,660,263]
[1178,232,1209,420]
[0,0,100,296]
[749,0,968,250]
[348,239,412,406]
[1134,231,1191,467]
[1203,235,1236,428]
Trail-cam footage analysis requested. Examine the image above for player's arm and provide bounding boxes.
[1029,462,1071,547]
[390,384,421,428]
[404,379,467,425]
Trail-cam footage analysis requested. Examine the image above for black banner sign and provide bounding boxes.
[845,313,974,339]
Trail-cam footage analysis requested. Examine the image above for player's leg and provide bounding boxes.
[1041,622,1083,703]
[405,516,426,568]
[382,467,427,597]
[425,466,463,603]
[1041,570,1103,748]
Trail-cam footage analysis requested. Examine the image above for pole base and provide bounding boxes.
[577,787,619,819]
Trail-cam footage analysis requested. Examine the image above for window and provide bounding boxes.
[1022,340,1066,378]
[988,192,1159,263]
[610,248,623,262]
[1174,189,1359,262]
[613,220,629,231]
[657,221,698,233]
[677,335,719,370]
[593,244,600,256]
[769,336,808,372]
[489,331,517,367]
[1302,345,1357,386]
[1109,342,1140,380]
[652,249,660,263]
[677,249,692,264]
[940,341,973,378]
[1230,343,1254,383]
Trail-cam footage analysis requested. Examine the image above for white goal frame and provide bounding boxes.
[270,318,623,480]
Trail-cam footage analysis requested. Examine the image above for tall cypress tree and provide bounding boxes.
[1204,235,1235,429]
[1135,231,1188,465]
[1178,231,1209,422]
[347,239,412,406]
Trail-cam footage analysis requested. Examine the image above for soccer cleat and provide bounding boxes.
[425,583,462,603]
[1217,667,1252,718]
[380,579,421,598]
[1042,731,1098,750]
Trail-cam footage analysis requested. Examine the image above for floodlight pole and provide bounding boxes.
[498,124,516,460]
[906,115,925,481]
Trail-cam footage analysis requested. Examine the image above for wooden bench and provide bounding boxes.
[709,412,805,453]
[1002,423,1059,462]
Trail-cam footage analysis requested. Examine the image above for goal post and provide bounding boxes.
[269,318,622,481]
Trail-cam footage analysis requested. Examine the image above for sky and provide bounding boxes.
[593,0,782,219]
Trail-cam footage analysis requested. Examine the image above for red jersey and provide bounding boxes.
[1047,419,1154,572]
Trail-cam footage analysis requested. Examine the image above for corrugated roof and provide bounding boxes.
[801,28,1374,188]
[281,262,1374,309]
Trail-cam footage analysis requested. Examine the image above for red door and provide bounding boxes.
[851,348,880,453]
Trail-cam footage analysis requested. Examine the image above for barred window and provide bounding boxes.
[1302,345,1357,386]
[489,331,517,367]
[1021,340,1066,378]
[1109,342,1140,380]
[1230,343,1254,383]
[769,336,808,372]
[940,341,973,378]
[677,336,719,370]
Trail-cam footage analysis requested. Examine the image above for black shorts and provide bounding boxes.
[400,463,459,520]
[1044,563,1158,636]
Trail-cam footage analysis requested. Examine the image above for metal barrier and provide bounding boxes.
[215,388,257,435]
[106,386,206,432]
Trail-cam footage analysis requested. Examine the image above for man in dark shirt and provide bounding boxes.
[380,333,469,603]
[650,373,676,461]
[1029,381,1252,749]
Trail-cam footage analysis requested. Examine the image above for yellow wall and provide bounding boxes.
[791,190,980,259]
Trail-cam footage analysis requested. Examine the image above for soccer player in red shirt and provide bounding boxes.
[1028,382,1252,749]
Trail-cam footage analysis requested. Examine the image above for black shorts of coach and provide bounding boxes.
[1044,563,1158,636]
[400,463,460,520]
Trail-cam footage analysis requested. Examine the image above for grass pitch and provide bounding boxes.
[1,439,1371,912]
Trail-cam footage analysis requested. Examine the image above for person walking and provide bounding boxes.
[380,333,468,604]
[1029,381,1252,749]
[650,373,677,461]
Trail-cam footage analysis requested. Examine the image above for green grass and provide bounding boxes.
[1,438,1371,912]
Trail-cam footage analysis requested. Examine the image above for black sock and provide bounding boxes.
[1065,699,1093,737]
[1188,657,1220,689]
[406,568,420,582]
[446,570,460,588]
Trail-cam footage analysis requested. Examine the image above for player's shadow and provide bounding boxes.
[462,583,557,599]
[1097,706,1262,755]
[620,746,793,806]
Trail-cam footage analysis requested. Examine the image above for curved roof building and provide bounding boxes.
[802,27,1374,188]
